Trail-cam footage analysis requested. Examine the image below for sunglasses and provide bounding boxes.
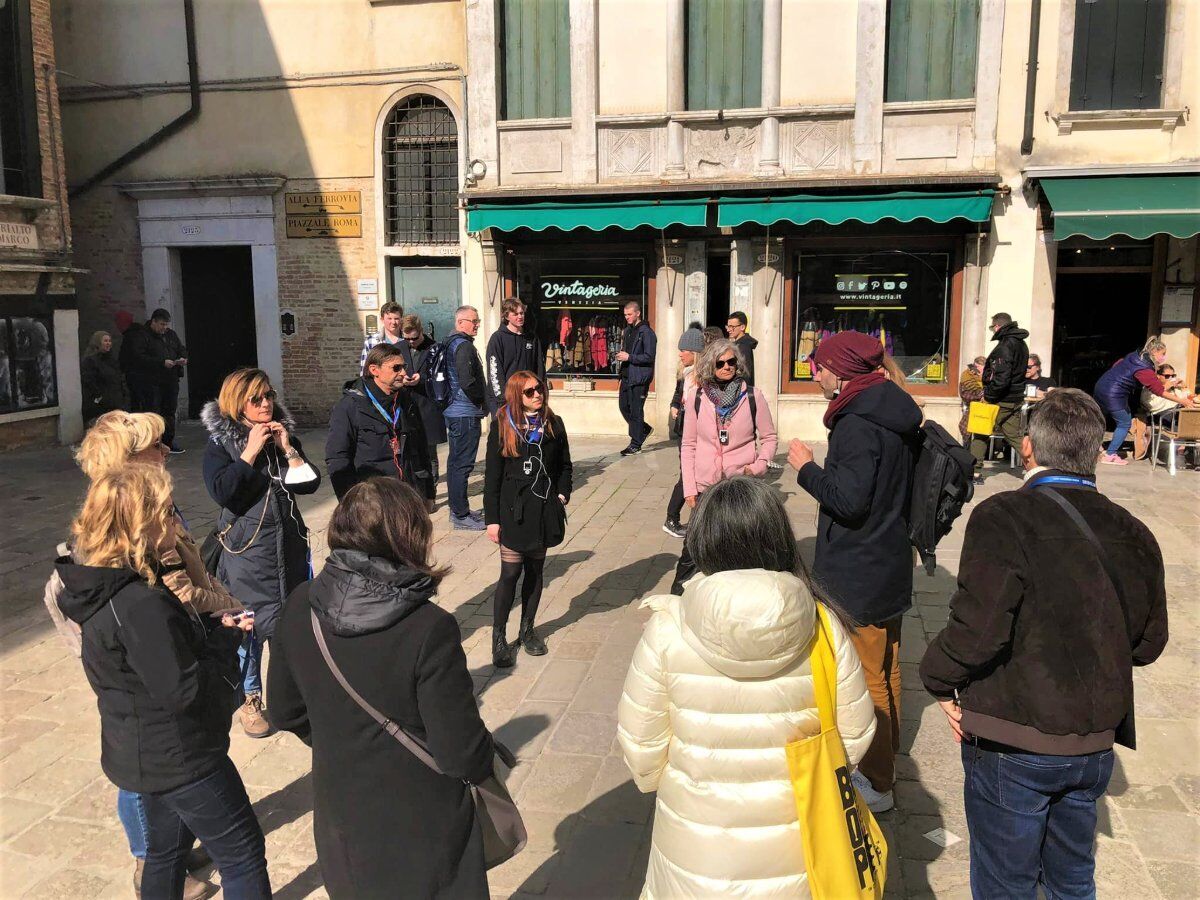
[404,335,421,343]
[249,390,277,405]
[380,362,406,373]
[715,357,737,370]
[522,385,544,398]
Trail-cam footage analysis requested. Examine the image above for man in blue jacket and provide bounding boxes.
[616,300,656,456]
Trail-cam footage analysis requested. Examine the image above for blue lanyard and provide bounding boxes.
[366,390,400,432]
[1028,475,1097,491]
[506,408,543,445]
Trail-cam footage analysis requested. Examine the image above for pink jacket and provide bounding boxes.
[681,384,777,498]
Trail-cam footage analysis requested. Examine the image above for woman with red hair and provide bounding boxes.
[483,371,573,666]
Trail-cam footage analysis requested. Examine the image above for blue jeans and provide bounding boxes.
[238,633,261,696]
[1104,406,1133,455]
[445,416,482,518]
[962,741,1114,900]
[117,788,148,859]
[140,756,270,899]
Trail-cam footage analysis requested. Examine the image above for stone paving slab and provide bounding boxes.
[1,421,1197,898]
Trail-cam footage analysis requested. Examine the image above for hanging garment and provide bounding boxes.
[545,344,564,373]
[590,325,609,370]
[558,311,573,347]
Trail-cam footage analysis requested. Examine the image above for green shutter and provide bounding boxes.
[502,0,571,120]
[885,0,979,102]
[686,0,763,111]
[1070,0,1166,111]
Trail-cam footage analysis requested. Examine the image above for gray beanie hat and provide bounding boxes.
[678,328,705,352]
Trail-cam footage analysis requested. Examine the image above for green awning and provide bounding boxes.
[1039,175,1200,240]
[717,189,995,228]
[466,198,709,233]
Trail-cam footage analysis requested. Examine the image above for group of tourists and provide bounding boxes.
[48,296,1175,900]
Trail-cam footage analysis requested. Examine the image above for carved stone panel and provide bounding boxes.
[783,120,849,173]
[685,124,758,178]
[600,127,663,181]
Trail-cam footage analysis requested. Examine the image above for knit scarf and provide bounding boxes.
[704,378,746,422]
[823,371,886,428]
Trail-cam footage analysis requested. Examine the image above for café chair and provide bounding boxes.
[1151,408,1200,476]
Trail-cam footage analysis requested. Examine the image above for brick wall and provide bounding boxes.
[29,0,70,253]
[68,186,144,342]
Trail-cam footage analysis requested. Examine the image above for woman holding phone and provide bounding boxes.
[202,368,321,737]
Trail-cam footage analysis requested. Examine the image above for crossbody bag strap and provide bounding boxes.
[309,609,445,775]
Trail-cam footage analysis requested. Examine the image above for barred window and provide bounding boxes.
[383,95,459,246]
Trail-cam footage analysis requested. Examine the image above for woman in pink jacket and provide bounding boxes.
[671,339,777,593]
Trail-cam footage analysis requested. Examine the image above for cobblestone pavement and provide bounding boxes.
[1,422,1197,899]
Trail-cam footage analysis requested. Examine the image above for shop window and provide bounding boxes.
[885,0,979,103]
[1069,0,1166,111]
[500,0,571,120]
[0,0,41,197]
[789,248,952,388]
[515,255,647,382]
[0,314,57,413]
[686,0,763,111]
[382,95,458,245]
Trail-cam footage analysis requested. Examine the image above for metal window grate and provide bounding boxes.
[383,95,458,246]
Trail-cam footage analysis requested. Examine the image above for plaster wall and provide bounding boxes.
[598,0,669,115]
[779,0,857,107]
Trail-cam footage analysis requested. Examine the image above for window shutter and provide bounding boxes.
[501,0,571,120]
[885,0,980,103]
[686,0,763,111]
[1070,0,1166,111]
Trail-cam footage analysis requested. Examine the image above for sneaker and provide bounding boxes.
[662,517,686,539]
[972,472,985,487]
[451,513,486,531]
[766,460,783,470]
[1099,453,1129,466]
[468,509,485,522]
[135,862,215,900]
[642,424,654,441]
[168,443,186,454]
[239,693,272,739]
[851,770,895,813]
[619,444,642,456]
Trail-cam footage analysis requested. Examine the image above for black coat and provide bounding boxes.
[268,550,495,899]
[80,351,129,422]
[734,334,758,386]
[201,401,321,640]
[797,380,922,624]
[483,413,573,553]
[485,327,545,412]
[325,379,432,500]
[400,337,448,445]
[128,324,187,383]
[921,472,1168,753]
[982,322,1030,404]
[619,321,656,387]
[55,560,242,793]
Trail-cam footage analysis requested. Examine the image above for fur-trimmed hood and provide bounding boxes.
[200,399,299,451]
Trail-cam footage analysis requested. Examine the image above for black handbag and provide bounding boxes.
[309,610,527,868]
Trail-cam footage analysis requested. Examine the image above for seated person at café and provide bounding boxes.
[1139,364,1197,416]
[1025,354,1056,396]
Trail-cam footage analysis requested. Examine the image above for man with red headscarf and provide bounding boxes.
[788,330,922,814]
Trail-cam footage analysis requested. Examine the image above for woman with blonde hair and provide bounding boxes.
[56,465,270,899]
[1094,335,1195,464]
[202,368,320,735]
[80,330,128,424]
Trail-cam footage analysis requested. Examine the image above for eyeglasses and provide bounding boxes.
[522,385,544,398]
[715,357,737,370]
[249,390,277,405]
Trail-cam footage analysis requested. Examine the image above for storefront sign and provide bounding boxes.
[286,214,362,238]
[833,272,909,305]
[663,252,684,266]
[756,251,781,265]
[1161,285,1195,326]
[357,278,378,294]
[284,191,362,214]
[539,275,623,309]
[0,222,38,250]
[357,293,378,310]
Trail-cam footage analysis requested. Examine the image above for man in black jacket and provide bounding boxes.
[128,308,188,453]
[969,312,1029,480]
[789,330,921,814]
[921,388,1167,898]
[617,300,657,456]
[326,344,431,501]
[485,297,544,414]
[443,306,487,530]
[725,311,758,386]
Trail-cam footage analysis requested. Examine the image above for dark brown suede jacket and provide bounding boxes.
[920,471,1168,754]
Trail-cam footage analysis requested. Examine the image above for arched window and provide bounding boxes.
[383,95,458,245]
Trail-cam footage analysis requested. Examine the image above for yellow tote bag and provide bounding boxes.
[786,607,888,899]
[967,401,1000,436]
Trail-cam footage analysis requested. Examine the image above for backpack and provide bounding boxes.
[908,420,975,575]
[427,336,465,409]
[694,388,758,442]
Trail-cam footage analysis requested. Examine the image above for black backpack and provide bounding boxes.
[427,336,465,409]
[909,420,975,575]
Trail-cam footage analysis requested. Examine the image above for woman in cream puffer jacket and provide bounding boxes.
[618,478,876,899]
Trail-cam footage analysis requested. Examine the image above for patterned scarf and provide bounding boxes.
[704,378,746,422]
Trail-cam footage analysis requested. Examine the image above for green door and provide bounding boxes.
[391,265,461,342]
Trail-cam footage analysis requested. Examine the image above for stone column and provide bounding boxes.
[758,0,783,174]
[750,238,784,406]
[853,0,886,174]
[570,0,598,182]
[250,244,284,391]
[466,0,500,187]
[54,308,82,443]
[684,240,707,326]
[664,0,687,178]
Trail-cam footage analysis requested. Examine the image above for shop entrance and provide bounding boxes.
[390,260,460,341]
[180,246,257,418]
[706,252,731,328]
[1051,240,1155,396]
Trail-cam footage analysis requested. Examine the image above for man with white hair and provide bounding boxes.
[443,305,486,530]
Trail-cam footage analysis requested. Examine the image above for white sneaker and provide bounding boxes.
[851,770,895,813]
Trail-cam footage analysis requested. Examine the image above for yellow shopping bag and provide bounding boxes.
[786,606,888,899]
[967,401,1000,436]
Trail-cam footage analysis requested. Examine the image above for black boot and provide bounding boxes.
[519,620,547,656]
[492,629,515,668]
